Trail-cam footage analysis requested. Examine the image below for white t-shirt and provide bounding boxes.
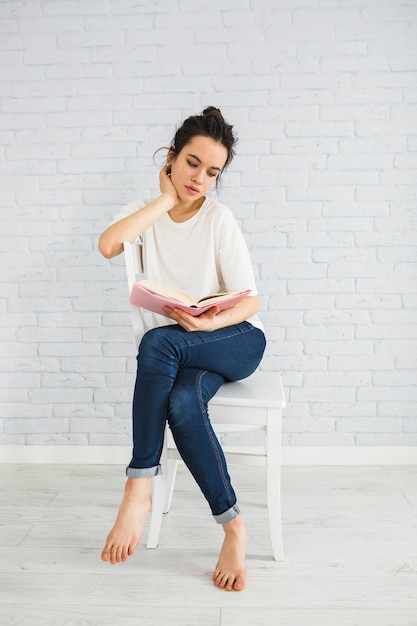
[113,197,263,331]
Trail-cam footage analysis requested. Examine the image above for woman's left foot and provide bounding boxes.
[101,477,152,565]
[213,515,247,591]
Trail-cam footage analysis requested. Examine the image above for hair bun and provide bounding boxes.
[166,106,236,174]
[202,106,224,121]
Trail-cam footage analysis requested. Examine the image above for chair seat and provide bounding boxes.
[211,371,285,408]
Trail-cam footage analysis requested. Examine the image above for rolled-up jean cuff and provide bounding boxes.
[126,464,162,478]
[213,503,240,525]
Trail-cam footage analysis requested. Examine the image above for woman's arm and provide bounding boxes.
[98,167,177,259]
[164,295,260,333]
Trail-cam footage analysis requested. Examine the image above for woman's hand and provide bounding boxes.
[159,165,179,203]
[163,306,220,332]
[164,295,259,332]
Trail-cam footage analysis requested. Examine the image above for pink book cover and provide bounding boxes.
[129,280,251,318]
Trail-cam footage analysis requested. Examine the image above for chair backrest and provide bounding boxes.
[124,241,148,347]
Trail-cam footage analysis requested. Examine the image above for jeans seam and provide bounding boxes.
[196,369,235,512]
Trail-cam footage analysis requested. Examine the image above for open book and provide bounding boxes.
[129,280,251,318]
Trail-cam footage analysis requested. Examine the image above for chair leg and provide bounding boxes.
[147,433,168,549]
[146,439,179,548]
[267,476,284,561]
[164,458,178,514]
[266,407,284,561]
[146,471,166,549]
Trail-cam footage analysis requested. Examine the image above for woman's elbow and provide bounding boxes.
[98,234,119,259]
[247,295,260,316]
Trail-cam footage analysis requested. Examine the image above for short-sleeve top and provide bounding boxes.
[113,197,263,331]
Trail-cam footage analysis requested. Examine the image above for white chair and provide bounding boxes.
[124,241,286,560]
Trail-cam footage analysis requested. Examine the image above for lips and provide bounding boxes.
[185,185,199,195]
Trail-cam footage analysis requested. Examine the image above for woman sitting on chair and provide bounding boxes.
[98,107,265,592]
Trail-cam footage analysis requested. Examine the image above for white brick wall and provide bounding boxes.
[1,0,416,448]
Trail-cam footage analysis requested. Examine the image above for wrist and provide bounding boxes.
[160,191,177,208]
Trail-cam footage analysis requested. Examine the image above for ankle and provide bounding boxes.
[124,477,152,499]
[222,515,246,536]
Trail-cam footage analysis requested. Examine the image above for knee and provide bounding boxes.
[168,369,210,432]
[167,385,196,431]
[137,327,175,371]
[138,327,165,354]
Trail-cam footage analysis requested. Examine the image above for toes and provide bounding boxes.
[213,571,233,590]
[109,548,117,564]
[102,537,135,564]
[106,542,119,564]
[121,544,130,562]
[114,544,126,564]
[101,538,113,562]
[102,539,136,564]
[213,571,226,589]
[233,576,245,592]
[213,570,246,592]
[101,550,110,562]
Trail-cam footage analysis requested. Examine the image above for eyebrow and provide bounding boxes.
[187,153,222,172]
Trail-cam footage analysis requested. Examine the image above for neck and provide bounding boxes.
[168,196,205,222]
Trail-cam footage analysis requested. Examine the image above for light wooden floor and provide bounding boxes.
[0,463,416,626]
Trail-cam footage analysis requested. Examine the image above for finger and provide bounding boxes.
[164,307,193,322]
[203,306,220,318]
[162,307,192,330]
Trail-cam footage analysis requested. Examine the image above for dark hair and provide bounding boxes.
[170,106,237,177]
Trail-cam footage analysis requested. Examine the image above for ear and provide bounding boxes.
[167,145,176,162]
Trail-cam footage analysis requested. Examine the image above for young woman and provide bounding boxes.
[98,107,266,592]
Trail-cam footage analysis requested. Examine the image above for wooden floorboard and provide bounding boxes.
[0,463,416,625]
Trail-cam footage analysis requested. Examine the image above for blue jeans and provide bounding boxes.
[126,321,266,524]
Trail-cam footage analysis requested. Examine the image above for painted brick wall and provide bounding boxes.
[1,0,416,447]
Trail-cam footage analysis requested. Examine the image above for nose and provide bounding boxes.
[192,168,204,184]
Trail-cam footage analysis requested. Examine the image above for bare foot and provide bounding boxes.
[213,515,247,591]
[101,477,152,565]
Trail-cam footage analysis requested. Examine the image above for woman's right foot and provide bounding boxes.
[101,477,152,564]
[213,515,247,591]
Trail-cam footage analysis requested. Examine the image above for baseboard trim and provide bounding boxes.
[1,445,416,465]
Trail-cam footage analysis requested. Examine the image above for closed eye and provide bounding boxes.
[187,159,218,178]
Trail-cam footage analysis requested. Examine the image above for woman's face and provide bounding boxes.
[169,135,228,204]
